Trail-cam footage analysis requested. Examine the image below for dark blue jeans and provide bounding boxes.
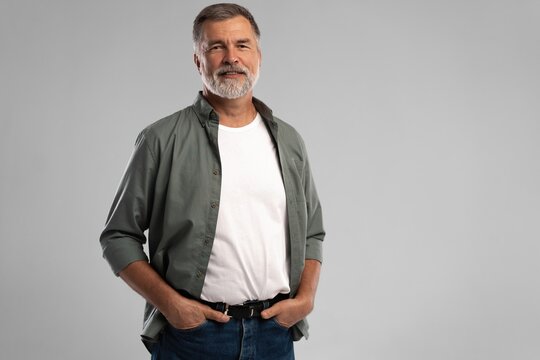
[151,317,294,360]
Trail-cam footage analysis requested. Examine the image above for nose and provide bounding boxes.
[222,47,239,65]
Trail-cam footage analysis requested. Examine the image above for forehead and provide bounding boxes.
[200,16,257,43]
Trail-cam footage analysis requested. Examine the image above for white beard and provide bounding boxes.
[202,64,259,99]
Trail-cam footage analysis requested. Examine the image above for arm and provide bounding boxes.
[261,133,325,328]
[102,130,229,329]
[261,259,321,328]
[119,260,229,329]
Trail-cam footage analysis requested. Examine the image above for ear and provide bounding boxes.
[258,48,262,68]
[194,53,201,74]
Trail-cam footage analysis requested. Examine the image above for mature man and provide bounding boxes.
[100,3,325,359]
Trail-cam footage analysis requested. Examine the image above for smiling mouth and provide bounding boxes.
[219,71,245,76]
[217,65,247,76]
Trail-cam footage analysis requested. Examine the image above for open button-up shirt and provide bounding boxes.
[100,93,325,348]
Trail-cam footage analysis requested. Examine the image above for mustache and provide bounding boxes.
[216,65,248,76]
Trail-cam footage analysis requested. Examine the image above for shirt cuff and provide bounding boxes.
[305,237,323,263]
[102,239,149,275]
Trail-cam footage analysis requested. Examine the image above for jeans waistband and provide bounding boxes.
[191,293,289,319]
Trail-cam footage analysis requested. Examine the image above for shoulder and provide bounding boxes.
[135,104,202,146]
[254,96,304,148]
[140,105,198,141]
[272,115,308,154]
[132,104,200,160]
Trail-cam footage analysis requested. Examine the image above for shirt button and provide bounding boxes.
[204,238,210,246]
[213,169,219,175]
[211,201,218,208]
[196,270,203,279]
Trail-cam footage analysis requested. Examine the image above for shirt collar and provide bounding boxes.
[192,91,277,128]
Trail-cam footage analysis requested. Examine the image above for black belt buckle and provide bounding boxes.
[209,294,289,319]
[223,300,264,319]
[243,300,262,318]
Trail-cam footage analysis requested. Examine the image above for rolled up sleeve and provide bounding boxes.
[301,140,325,263]
[100,129,157,275]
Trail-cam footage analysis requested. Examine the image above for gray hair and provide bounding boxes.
[193,3,261,53]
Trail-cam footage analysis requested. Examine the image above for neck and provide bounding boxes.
[202,88,257,128]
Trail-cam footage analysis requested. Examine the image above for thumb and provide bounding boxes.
[261,303,279,319]
[203,307,230,323]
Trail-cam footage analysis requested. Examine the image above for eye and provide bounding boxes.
[208,44,223,52]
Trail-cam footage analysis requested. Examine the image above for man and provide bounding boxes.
[100,3,325,359]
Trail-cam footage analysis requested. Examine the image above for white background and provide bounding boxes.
[1,0,539,359]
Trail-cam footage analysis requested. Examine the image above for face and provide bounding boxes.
[194,16,261,99]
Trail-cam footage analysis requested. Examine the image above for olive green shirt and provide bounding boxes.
[100,93,325,349]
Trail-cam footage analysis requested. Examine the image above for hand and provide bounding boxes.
[117,261,231,330]
[163,296,230,330]
[260,296,314,329]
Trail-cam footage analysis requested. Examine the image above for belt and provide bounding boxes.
[198,293,289,319]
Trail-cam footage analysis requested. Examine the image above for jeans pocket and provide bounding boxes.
[270,317,290,331]
[169,320,209,333]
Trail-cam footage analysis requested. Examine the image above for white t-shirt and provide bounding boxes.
[200,113,290,304]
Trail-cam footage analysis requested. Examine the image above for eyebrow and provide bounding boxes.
[206,38,253,47]
[236,38,252,44]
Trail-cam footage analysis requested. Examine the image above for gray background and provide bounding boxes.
[1,0,539,359]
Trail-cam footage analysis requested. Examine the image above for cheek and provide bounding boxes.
[204,58,223,73]
[200,62,214,76]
